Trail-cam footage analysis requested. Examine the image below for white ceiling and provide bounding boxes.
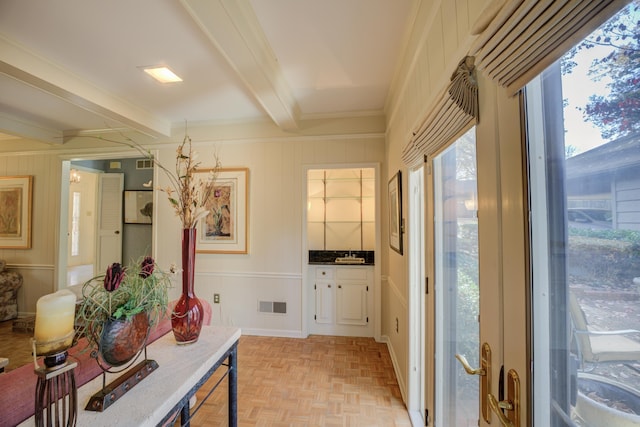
[0,0,414,144]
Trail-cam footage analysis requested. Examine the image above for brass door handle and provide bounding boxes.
[455,354,485,375]
[488,369,520,427]
[455,342,491,422]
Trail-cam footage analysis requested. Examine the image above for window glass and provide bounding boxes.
[527,2,640,424]
[433,127,479,426]
[71,191,80,257]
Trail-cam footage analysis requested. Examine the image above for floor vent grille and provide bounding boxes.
[259,301,286,314]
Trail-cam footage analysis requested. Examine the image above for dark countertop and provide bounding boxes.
[308,250,375,266]
[308,261,375,266]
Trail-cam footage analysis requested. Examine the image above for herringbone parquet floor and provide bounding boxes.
[186,335,412,427]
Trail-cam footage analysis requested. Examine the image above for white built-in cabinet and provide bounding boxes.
[310,265,374,337]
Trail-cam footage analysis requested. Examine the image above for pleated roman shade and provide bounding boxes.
[401,56,479,167]
[471,0,632,94]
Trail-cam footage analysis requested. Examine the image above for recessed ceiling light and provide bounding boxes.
[142,66,183,83]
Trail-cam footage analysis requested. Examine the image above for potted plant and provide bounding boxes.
[75,256,171,367]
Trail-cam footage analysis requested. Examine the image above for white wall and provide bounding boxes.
[0,154,61,313]
[0,119,385,325]
[154,136,385,337]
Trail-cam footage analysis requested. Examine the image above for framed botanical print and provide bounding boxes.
[0,176,33,249]
[195,168,249,254]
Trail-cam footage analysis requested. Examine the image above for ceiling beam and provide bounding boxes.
[180,0,300,131]
[0,35,171,140]
[0,113,63,145]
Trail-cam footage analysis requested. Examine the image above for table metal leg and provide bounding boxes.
[228,345,238,427]
[181,403,190,427]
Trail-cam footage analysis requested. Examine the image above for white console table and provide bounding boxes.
[21,325,241,427]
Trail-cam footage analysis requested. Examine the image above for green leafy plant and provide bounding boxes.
[75,256,172,350]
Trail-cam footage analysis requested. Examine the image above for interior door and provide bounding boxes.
[97,173,123,271]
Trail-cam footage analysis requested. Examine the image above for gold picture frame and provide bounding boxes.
[195,168,249,254]
[0,175,33,249]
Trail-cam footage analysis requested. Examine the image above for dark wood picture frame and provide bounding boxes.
[388,170,403,254]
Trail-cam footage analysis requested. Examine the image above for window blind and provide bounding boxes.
[401,56,479,167]
[471,0,631,94]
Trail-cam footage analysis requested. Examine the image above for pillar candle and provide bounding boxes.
[34,289,77,355]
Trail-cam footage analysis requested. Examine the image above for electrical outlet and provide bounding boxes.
[214,293,220,304]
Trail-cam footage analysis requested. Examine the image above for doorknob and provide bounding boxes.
[455,342,491,422]
[115,230,120,234]
[488,369,520,427]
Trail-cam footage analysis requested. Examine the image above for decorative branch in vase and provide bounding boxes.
[161,133,221,344]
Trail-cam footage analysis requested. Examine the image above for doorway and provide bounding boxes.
[67,167,99,286]
[408,165,426,424]
[57,155,152,291]
[303,163,382,340]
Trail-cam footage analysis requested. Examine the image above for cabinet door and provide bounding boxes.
[336,281,368,326]
[315,281,334,324]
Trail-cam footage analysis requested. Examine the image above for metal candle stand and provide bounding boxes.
[32,346,78,427]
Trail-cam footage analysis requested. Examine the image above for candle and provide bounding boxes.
[34,289,77,355]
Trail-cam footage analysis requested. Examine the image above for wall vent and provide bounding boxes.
[136,159,154,169]
[258,301,286,314]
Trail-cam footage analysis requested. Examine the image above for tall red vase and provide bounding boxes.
[171,228,204,344]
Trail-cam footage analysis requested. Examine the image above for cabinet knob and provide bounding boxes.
[338,285,342,289]
[322,271,326,275]
[328,284,331,288]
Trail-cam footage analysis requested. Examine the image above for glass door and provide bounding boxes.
[433,128,480,426]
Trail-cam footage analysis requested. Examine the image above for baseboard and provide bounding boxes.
[240,327,306,338]
[380,334,408,405]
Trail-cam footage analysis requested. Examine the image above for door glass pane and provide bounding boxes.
[527,3,640,425]
[434,128,479,426]
[71,192,81,256]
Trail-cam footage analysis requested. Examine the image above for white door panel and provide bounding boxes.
[97,173,123,271]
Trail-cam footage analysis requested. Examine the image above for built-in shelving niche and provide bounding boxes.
[307,168,375,251]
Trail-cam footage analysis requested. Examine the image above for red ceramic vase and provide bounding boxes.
[171,228,204,344]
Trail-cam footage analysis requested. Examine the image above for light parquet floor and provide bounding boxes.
[0,321,411,426]
[0,318,34,371]
[186,335,412,427]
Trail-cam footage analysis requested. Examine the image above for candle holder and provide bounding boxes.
[32,332,78,427]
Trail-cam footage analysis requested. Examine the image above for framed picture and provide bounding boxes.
[124,191,153,224]
[388,170,403,255]
[0,176,33,249]
[196,168,249,254]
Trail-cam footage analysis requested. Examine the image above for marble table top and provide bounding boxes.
[21,325,241,427]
